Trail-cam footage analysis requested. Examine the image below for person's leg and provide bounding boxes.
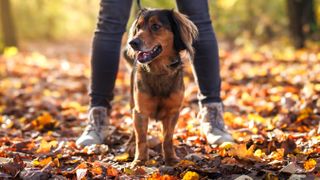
[91,0,133,109]
[176,0,220,104]
[77,0,132,147]
[176,0,233,144]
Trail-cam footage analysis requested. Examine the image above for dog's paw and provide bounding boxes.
[165,156,180,166]
[130,159,147,168]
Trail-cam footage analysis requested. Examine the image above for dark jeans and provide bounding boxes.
[90,0,221,109]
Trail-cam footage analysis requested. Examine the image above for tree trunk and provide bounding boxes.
[0,0,18,48]
[287,0,316,49]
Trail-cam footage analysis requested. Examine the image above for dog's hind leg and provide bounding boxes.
[131,110,149,167]
[162,113,180,166]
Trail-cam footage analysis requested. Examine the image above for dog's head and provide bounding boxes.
[128,9,198,64]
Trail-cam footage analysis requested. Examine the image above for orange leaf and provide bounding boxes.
[148,172,178,180]
[107,166,119,177]
[32,112,57,130]
[304,159,317,171]
[36,139,58,153]
[75,162,88,170]
[91,166,103,175]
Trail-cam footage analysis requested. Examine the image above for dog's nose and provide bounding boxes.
[129,38,142,50]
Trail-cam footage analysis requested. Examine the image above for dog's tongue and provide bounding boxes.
[137,52,151,63]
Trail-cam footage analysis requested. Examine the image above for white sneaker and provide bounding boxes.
[76,107,109,147]
[198,102,234,144]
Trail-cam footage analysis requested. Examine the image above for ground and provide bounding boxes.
[0,41,319,179]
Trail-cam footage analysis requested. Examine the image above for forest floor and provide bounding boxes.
[0,40,320,179]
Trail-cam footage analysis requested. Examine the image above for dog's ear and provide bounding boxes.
[128,9,147,38]
[127,9,147,59]
[169,10,198,58]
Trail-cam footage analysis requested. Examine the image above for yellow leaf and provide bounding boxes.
[248,113,266,124]
[254,149,266,158]
[219,142,234,150]
[36,139,58,153]
[123,167,133,175]
[304,159,317,171]
[114,152,129,162]
[32,157,52,167]
[182,171,199,180]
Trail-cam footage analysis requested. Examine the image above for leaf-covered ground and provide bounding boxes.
[0,42,320,179]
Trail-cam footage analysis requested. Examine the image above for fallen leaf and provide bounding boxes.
[32,157,52,167]
[182,171,199,180]
[114,152,129,162]
[303,159,317,171]
[107,166,119,177]
[36,139,58,153]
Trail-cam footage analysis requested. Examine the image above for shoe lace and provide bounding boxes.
[202,105,225,131]
[87,110,105,132]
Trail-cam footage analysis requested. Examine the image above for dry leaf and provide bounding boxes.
[182,171,199,180]
[303,159,317,171]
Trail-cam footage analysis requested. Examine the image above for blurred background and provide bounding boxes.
[1,2,320,177]
[1,0,319,53]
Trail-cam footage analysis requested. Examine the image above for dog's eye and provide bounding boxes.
[151,24,161,31]
[136,24,141,30]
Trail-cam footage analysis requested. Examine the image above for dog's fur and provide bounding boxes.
[126,8,198,166]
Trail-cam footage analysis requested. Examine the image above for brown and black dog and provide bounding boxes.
[126,8,198,166]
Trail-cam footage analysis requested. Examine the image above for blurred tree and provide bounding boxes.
[287,0,317,48]
[0,0,18,48]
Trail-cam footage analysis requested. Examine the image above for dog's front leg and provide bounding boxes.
[131,110,149,167]
[162,113,180,166]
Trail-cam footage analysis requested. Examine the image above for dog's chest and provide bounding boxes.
[137,70,183,97]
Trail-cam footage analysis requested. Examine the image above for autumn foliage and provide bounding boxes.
[0,44,320,179]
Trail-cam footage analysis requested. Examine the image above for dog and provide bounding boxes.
[126,8,198,167]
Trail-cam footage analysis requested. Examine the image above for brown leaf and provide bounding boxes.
[0,155,26,178]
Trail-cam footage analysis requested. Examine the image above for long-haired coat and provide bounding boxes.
[126,8,198,166]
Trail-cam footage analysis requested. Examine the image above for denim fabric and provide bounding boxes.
[176,0,221,103]
[90,0,133,108]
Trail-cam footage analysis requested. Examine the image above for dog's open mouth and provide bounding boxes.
[137,45,162,64]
